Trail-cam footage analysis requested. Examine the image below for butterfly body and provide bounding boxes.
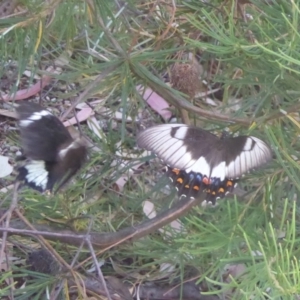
[16,102,87,192]
[137,124,272,204]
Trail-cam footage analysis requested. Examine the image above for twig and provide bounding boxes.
[0,182,20,266]
[86,236,112,300]
[131,63,252,126]
[14,208,73,271]
[0,195,202,250]
[60,63,122,121]
[51,218,96,299]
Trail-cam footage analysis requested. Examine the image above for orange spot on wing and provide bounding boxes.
[172,168,180,175]
[226,180,233,187]
[218,188,225,193]
[176,177,183,184]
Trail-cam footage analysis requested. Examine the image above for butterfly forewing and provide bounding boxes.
[138,124,272,203]
[16,103,73,161]
[223,136,272,178]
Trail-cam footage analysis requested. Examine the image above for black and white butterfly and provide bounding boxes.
[137,124,272,204]
[16,102,87,193]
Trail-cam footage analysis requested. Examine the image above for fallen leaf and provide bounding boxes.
[0,155,13,178]
[63,107,94,127]
[138,86,172,120]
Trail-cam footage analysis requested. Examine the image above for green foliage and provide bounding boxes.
[1,0,300,299]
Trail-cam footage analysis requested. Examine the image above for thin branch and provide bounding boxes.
[0,196,202,250]
[60,63,122,121]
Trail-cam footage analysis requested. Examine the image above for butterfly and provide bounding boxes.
[137,124,272,204]
[16,102,87,193]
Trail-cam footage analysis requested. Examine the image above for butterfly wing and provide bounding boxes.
[138,124,272,202]
[138,124,272,179]
[16,102,73,161]
[222,135,272,179]
[137,124,220,172]
[16,102,87,192]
